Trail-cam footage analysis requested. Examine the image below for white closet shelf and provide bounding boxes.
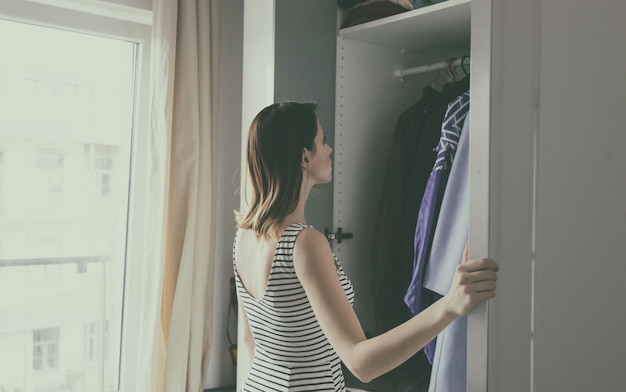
[338,0,470,53]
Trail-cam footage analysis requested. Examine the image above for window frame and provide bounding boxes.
[0,1,152,391]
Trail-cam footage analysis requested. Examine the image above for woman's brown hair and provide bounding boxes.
[236,102,319,238]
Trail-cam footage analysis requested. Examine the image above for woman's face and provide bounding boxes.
[306,121,333,184]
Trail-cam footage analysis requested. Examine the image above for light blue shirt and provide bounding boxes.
[423,112,470,392]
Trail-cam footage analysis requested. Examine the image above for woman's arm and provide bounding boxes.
[293,228,497,383]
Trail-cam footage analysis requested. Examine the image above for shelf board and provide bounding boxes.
[338,0,471,53]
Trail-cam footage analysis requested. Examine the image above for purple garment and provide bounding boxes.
[426,112,471,392]
[403,91,469,363]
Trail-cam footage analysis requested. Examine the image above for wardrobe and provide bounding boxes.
[238,0,626,391]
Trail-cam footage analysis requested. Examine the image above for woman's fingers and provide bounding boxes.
[465,269,497,284]
[446,255,499,316]
[468,279,497,293]
[459,257,499,273]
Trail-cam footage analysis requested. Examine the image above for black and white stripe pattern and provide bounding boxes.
[234,223,355,391]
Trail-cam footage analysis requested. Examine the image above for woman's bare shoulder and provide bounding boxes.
[296,226,328,248]
[293,226,334,268]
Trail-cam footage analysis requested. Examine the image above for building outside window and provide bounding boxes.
[84,322,97,363]
[33,327,60,371]
[33,151,65,215]
[93,145,116,198]
[36,152,64,194]
[0,149,4,215]
[83,320,110,365]
[0,3,151,390]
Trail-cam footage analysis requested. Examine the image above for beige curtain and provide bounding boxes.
[144,0,221,391]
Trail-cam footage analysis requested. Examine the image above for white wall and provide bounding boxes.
[204,0,244,389]
[239,0,275,210]
[236,0,275,388]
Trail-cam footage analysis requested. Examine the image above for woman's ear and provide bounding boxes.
[301,148,311,167]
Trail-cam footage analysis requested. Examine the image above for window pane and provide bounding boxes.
[0,18,136,392]
[0,150,4,215]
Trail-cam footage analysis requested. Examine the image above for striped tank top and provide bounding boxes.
[233,223,355,391]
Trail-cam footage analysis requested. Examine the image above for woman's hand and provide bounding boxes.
[442,243,499,318]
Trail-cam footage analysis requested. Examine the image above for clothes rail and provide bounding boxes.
[395,57,470,78]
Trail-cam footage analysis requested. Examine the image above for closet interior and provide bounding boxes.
[332,0,477,389]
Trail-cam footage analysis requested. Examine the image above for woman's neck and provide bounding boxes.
[279,181,310,229]
[281,207,306,227]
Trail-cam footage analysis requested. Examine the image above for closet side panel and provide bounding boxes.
[274,0,337,232]
[534,1,626,390]
[334,37,428,334]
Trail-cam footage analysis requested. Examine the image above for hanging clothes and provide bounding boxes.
[371,77,469,332]
[368,86,442,392]
[371,85,441,335]
[424,112,470,392]
[404,90,470,363]
[371,77,470,335]
[370,78,471,392]
[397,79,471,329]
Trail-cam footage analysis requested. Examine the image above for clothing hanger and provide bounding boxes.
[446,58,459,83]
[431,60,446,90]
[461,55,470,76]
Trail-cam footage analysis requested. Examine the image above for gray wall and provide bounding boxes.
[534,1,626,390]
[274,0,337,233]
[485,0,626,390]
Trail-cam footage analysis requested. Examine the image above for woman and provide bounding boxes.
[233,102,498,391]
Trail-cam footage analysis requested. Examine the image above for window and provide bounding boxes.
[93,144,116,198]
[84,322,96,363]
[33,327,60,371]
[0,149,4,215]
[36,152,64,195]
[0,2,152,391]
[100,173,111,196]
[84,320,110,363]
[33,151,65,214]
